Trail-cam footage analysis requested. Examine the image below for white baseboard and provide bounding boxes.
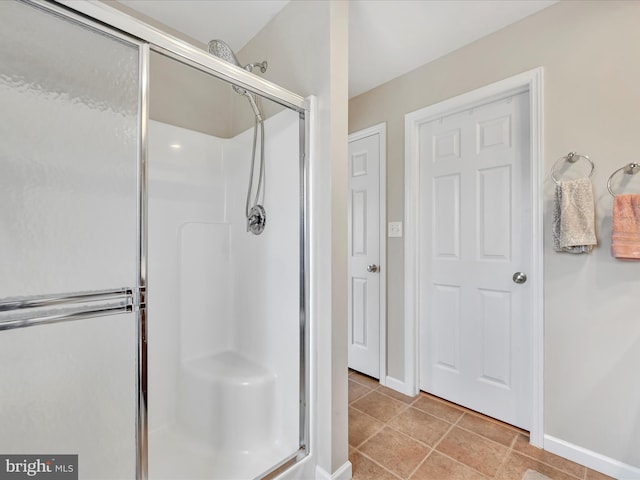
[315,460,352,480]
[384,375,416,397]
[544,435,640,480]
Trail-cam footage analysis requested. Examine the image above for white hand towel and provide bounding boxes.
[552,178,597,253]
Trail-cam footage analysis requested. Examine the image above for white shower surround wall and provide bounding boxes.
[148,108,301,479]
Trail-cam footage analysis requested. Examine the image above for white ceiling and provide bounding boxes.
[349,0,556,98]
[118,0,557,98]
[118,0,289,50]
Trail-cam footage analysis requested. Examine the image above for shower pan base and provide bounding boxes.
[149,426,294,480]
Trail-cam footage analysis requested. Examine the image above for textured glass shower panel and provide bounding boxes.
[0,314,137,478]
[0,0,140,297]
[0,1,141,478]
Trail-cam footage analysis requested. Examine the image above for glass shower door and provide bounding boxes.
[0,1,143,478]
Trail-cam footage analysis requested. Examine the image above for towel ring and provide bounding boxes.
[551,152,595,185]
[606,162,640,196]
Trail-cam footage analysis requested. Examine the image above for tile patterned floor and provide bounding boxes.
[348,370,615,480]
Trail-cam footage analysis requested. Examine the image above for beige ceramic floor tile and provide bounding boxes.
[457,413,519,447]
[349,379,373,404]
[360,427,430,479]
[513,434,586,478]
[350,451,401,480]
[348,372,596,480]
[352,391,408,423]
[413,395,465,423]
[349,407,385,447]
[586,468,616,480]
[410,451,489,480]
[388,407,452,447]
[495,451,582,480]
[378,385,418,404]
[350,371,380,388]
[436,427,509,478]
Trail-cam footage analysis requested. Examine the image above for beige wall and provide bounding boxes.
[349,0,640,468]
[149,52,233,138]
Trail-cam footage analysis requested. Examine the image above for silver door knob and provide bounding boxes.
[513,272,527,284]
[367,264,379,273]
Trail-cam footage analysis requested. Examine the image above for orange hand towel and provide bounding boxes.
[611,194,640,260]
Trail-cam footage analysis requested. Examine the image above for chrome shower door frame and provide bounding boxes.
[46,2,311,479]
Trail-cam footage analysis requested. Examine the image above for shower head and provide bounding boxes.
[208,39,247,96]
[208,39,241,68]
[208,39,268,73]
[208,39,264,121]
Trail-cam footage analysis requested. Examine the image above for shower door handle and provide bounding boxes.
[367,264,379,273]
[0,288,136,331]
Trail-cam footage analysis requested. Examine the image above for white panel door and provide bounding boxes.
[348,133,380,378]
[419,92,532,429]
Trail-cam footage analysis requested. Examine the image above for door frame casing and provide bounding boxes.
[404,68,544,446]
[348,123,387,384]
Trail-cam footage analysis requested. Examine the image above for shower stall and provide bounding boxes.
[0,1,310,479]
[147,83,304,479]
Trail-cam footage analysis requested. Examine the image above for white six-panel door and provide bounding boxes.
[419,92,532,429]
[348,132,381,378]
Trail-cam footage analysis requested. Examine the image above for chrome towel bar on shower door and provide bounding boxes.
[0,287,142,331]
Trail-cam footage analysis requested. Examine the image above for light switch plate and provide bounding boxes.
[388,221,403,238]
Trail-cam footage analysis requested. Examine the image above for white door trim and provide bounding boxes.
[348,122,387,384]
[404,68,544,446]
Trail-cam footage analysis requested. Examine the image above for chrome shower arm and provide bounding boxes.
[244,61,268,74]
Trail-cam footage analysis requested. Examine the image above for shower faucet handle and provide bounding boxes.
[247,205,267,235]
